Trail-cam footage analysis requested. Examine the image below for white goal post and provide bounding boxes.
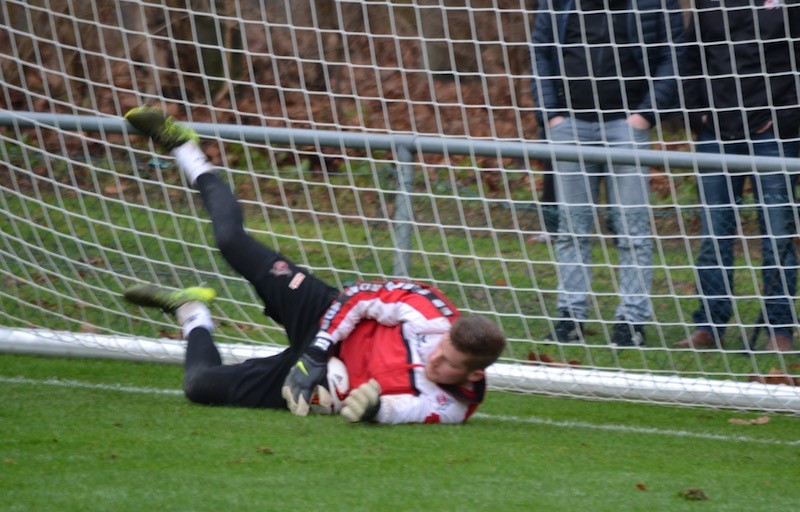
[1,0,799,413]
[4,328,800,412]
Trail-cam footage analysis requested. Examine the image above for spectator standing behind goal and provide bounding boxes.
[675,1,800,352]
[122,107,506,424]
[530,0,684,346]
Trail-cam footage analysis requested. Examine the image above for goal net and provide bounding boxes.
[1,0,798,413]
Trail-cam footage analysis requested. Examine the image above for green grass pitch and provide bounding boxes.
[2,353,798,511]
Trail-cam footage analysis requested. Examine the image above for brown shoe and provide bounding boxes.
[673,330,717,349]
[765,334,794,352]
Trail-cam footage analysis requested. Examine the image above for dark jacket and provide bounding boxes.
[530,0,684,126]
[681,0,800,140]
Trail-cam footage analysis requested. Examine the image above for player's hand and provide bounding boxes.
[341,378,382,423]
[626,113,651,130]
[281,347,328,416]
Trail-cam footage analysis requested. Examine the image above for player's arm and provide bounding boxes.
[791,4,800,73]
[635,2,684,125]
[375,393,469,424]
[341,380,469,425]
[676,10,708,132]
[530,0,567,124]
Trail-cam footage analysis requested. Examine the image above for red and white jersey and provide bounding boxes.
[316,281,486,425]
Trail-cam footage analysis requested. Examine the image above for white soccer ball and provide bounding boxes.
[309,356,350,415]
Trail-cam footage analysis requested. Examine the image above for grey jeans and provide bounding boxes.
[549,117,653,323]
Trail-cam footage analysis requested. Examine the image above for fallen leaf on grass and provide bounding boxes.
[678,488,709,501]
[728,416,770,426]
[527,351,583,368]
[256,446,274,455]
[748,368,799,386]
[79,323,100,334]
[159,329,180,340]
[635,482,647,491]
[103,184,129,195]
[527,352,557,364]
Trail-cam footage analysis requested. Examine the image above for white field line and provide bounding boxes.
[471,413,800,447]
[3,374,799,447]
[1,375,183,396]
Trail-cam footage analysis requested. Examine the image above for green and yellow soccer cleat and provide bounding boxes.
[124,283,216,314]
[124,106,199,151]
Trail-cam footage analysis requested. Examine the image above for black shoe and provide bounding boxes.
[610,321,646,347]
[544,317,583,342]
[123,283,216,313]
[125,106,199,151]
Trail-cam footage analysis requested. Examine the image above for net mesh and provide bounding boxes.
[1,0,798,411]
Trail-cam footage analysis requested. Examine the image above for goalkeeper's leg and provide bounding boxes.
[123,283,238,404]
[124,107,339,406]
[125,106,338,346]
[194,172,339,351]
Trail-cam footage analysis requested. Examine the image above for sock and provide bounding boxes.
[176,301,214,339]
[172,142,215,186]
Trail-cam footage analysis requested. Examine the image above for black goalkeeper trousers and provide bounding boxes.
[182,173,339,408]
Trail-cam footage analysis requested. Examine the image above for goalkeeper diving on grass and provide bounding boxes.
[122,107,507,424]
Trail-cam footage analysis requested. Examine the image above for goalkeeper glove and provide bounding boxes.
[282,346,328,416]
[340,378,382,423]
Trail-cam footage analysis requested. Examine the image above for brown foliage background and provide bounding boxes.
[1,0,539,140]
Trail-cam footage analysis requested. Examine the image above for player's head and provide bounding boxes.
[424,316,506,386]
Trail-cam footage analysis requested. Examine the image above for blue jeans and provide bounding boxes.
[549,117,653,323]
[692,129,799,337]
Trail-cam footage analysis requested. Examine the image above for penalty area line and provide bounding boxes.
[0,374,183,396]
[3,374,797,447]
[471,412,800,447]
